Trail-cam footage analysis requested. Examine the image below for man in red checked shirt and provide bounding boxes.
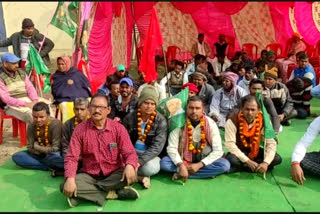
[61,94,139,208]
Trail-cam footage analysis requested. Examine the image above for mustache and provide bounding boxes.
[93,113,101,116]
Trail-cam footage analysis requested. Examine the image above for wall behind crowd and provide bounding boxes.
[1,2,73,60]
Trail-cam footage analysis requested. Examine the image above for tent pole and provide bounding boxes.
[74,2,82,67]
[161,45,170,98]
[131,1,140,67]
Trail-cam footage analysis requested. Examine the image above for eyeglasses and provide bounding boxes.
[89,105,108,111]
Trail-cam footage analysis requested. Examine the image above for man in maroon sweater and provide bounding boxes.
[61,94,139,208]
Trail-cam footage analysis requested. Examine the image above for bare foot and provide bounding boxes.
[138,176,151,189]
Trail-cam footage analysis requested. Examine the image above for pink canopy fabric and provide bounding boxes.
[86,1,320,90]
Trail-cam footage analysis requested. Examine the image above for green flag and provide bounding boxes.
[67,1,79,23]
[25,45,52,93]
[51,1,77,38]
[157,88,189,132]
[80,19,89,63]
[256,90,276,139]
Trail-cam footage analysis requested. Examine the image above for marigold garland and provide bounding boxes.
[74,115,90,127]
[137,108,157,142]
[187,116,206,154]
[36,119,50,147]
[238,112,263,159]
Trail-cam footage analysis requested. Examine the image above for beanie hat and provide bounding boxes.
[138,86,159,106]
[264,67,278,79]
[22,18,34,29]
[182,83,199,93]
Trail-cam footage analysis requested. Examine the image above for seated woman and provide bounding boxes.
[209,72,248,128]
[51,56,92,122]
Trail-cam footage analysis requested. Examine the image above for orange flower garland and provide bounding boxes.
[36,119,50,147]
[187,116,206,154]
[74,115,90,127]
[137,108,157,142]
[238,112,263,159]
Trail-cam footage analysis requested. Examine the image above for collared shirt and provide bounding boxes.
[292,116,320,163]
[64,118,138,178]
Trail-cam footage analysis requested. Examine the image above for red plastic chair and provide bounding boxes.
[165,46,181,64]
[266,43,283,57]
[242,43,258,60]
[0,109,27,147]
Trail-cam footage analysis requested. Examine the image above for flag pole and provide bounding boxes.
[74,2,82,67]
[131,1,140,66]
[161,45,171,98]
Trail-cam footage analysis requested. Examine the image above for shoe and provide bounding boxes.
[106,190,118,200]
[116,186,139,200]
[281,119,291,126]
[67,197,79,208]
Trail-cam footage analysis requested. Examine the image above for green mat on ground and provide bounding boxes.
[0,100,320,212]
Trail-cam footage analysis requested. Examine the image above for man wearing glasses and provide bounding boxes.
[61,94,139,208]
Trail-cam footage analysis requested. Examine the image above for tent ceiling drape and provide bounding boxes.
[86,1,319,93]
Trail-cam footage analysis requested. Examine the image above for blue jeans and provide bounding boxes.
[311,84,320,99]
[160,156,230,178]
[12,151,64,171]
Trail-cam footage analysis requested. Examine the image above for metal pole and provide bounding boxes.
[161,45,171,98]
[131,1,140,66]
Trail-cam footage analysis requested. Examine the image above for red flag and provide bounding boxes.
[138,7,163,83]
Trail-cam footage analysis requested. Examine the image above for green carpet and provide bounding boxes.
[0,100,320,212]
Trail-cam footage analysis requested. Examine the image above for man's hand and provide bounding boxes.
[255,162,269,174]
[63,177,77,198]
[291,163,306,185]
[178,163,189,182]
[187,162,204,174]
[24,101,38,109]
[33,142,46,154]
[121,164,137,185]
[278,114,285,122]
[245,159,259,172]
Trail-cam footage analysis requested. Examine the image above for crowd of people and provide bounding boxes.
[0,19,320,208]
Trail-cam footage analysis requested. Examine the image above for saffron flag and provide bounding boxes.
[50,1,77,38]
[25,45,52,93]
[138,7,163,83]
[256,90,276,140]
[157,88,189,132]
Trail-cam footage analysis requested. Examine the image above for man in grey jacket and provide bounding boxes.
[123,86,168,189]
[0,18,54,67]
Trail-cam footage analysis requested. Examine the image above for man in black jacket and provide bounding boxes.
[0,18,54,67]
[123,86,168,189]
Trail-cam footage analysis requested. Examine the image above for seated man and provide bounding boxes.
[264,67,297,126]
[209,72,247,128]
[160,60,188,96]
[233,79,280,134]
[160,96,230,181]
[181,83,199,98]
[255,59,267,81]
[240,51,255,68]
[287,77,313,119]
[12,102,64,171]
[191,33,212,58]
[191,72,215,114]
[208,53,231,77]
[108,80,120,107]
[288,52,316,87]
[276,33,307,83]
[225,95,282,173]
[61,94,139,208]
[0,53,41,124]
[61,98,90,157]
[97,75,119,96]
[107,64,130,83]
[291,116,320,185]
[238,66,257,94]
[123,86,168,189]
[109,78,138,122]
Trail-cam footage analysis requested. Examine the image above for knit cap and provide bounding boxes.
[264,67,278,79]
[138,86,159,106]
